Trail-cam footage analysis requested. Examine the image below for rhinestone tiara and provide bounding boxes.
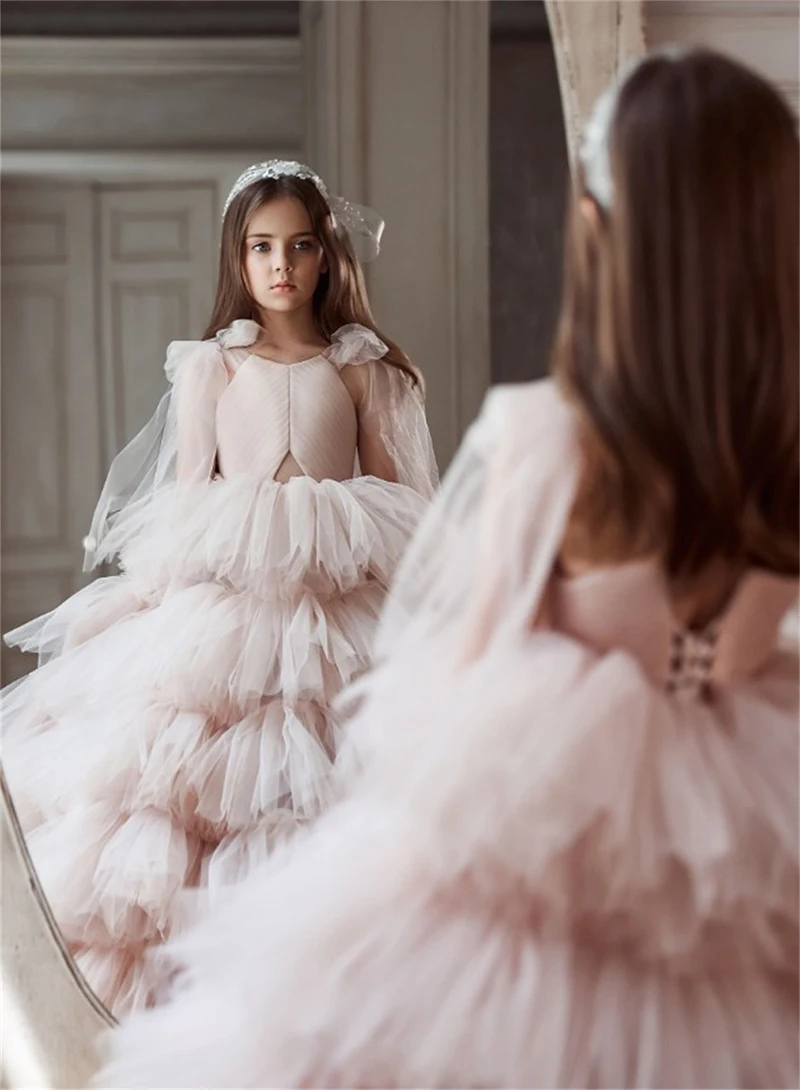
[222,160,330,219]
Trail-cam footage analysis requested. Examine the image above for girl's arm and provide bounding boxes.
[340,360,439,498]
[169,341,229,483]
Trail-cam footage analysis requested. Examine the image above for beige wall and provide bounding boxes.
[305,0,491,470]
[645,0,799,113]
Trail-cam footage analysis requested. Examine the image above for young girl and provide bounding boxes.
[99,48,798,1088]
[1,160,438,1018]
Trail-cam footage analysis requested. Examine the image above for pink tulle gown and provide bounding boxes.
[1,319,437,1017]
[98,379,798,1088]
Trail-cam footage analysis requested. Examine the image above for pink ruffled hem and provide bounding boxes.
[96,633,798,1086]
[3,472,425,1016]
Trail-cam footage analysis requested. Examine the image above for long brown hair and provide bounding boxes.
[553,47,799,584]
[203,176,421,389]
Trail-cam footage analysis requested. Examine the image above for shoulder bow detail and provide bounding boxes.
[215,319,262,350]
[325,324,389,369]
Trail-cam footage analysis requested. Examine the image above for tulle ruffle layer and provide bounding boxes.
[8,578,383,719]
[3,473,420,1016]
[113,473,428,599]
[345,635,799,970]
[8,473,425,664]
[97,634,798,1086]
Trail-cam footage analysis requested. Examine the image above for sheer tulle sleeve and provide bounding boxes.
[172,342,228,483]
[373,380,581,665]
[82,339,227,571]
[356,363,439,498]
[326,324,439,499]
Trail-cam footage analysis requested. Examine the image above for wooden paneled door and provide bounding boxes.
[1,179,215,683]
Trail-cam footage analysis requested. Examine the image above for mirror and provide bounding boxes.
[0,1,643,1084]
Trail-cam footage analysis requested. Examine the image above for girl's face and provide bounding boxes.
[243,195,327,317]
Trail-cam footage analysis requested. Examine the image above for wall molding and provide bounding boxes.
[302,0,366,199]
[1,150,297,201]
[0,35,301,78]
[2,35,304,152]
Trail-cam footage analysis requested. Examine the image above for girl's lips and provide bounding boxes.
[271,283,296,292]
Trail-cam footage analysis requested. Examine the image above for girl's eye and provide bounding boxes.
[250,240,314,253]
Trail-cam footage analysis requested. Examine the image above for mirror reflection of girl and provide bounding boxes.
[1,162,438,1018]
[100,49,798,1088]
